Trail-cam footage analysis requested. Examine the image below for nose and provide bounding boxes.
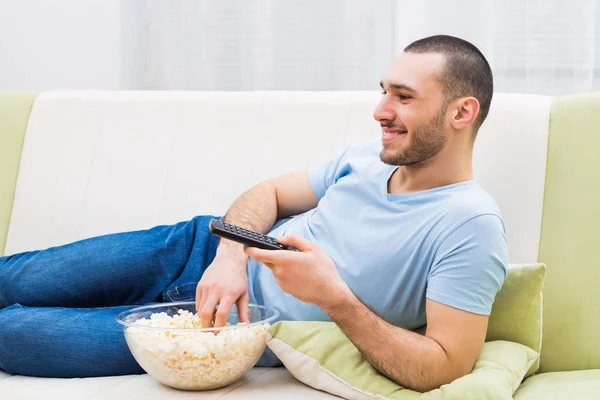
[373,97,396,123]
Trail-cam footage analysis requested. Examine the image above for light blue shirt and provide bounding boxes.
[248,138,508,366]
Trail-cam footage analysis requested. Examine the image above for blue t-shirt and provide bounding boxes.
[248,138,508,366]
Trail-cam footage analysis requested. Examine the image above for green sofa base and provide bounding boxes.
[514,369,600,399]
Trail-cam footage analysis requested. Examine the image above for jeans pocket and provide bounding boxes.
[162,283,197,302]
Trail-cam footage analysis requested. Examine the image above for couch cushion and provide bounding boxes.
[6,91,551,267]
[472,93,552,263]
[267,321,539,400]
[513,370,600,400]
[4,91,380,254]
[537,92,600,372]
[0,368,338,399]
[0,91,38,256]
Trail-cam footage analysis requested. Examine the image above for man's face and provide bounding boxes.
[374,52,449,166]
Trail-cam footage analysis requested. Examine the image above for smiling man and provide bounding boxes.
[242,36,505,391]
[0,35,506,392]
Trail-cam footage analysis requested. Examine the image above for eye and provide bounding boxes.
[380,90,387,96]
[398,94,411,101]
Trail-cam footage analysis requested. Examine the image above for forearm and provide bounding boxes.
[216,183,279,263]
[321,293,453,392]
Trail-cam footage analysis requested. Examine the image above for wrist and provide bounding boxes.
[215,241,248,266]
[319,283,355,315]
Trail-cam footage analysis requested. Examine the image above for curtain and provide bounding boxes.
[120,0,600,95]
[395,0,600,95]
[120,0,395,90]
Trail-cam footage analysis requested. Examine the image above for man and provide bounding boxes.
[0,35,506,392]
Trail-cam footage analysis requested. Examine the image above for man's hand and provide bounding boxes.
[243,234,352,307]
[194,169,319,328]
[195,253,250,328]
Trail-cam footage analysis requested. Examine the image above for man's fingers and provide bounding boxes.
[244,246,294,265]
[199,295,219,328]
[277,234,316,251]
[196,285,212,314]
[195,286,204,313]
[236,291,250,323]
[243,246,265,260]
[213,297,235,328]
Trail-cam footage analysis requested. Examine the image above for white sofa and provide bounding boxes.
[0,91,554,399]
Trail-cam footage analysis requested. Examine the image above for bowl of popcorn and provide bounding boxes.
[116,301,279,391]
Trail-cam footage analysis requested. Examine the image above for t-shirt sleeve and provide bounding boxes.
[307,146,352,199]
[426,214,508,315]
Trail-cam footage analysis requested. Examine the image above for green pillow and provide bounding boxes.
[267,321,538,400]
[486,263,546,377]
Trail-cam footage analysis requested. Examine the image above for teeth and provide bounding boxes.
[383,131,404,136]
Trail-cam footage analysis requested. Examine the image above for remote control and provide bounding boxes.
[209,218,299,251]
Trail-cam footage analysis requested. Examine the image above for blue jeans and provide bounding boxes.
[0,215,221,378]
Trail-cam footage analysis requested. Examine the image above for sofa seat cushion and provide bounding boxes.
[514,369,600,400]
[0,368,338,399]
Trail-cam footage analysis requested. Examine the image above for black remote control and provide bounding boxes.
[209,219,299,251]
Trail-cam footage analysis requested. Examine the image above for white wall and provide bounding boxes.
[0,0,121,90]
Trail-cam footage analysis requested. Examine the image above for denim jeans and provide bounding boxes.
[0,215,221,377]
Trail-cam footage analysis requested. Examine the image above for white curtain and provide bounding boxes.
[395,0,600,95]
[120,0,395,91]
[120,0,600,95]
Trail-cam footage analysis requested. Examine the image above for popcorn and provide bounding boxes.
[125,309,269,390]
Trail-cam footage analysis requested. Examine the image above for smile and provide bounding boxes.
[382,128,408,141]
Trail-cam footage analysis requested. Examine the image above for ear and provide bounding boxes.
[450,97,480,131]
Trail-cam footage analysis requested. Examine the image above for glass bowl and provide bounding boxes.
[116,301,279,391]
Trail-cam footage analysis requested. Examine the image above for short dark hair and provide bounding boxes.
[404,35,493,134]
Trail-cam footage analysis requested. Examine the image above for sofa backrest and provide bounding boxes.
[3,91,551,265]
[537,92,600,373]
[4,90,598,373]
[0,91,38,256]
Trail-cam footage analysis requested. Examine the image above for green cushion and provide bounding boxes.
[486,263,546,377]
[538,92,600,372]
[267,321,538,400]
[0,91,38,256]
[514,370,600,400]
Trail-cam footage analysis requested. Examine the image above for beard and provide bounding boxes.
[380,106,447,166]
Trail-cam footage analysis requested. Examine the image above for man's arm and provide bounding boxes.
[216,170,320,261]
[319,214,506,391]
[196,170,319,326]
[321,293,488,392]
[243,235,487,391]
